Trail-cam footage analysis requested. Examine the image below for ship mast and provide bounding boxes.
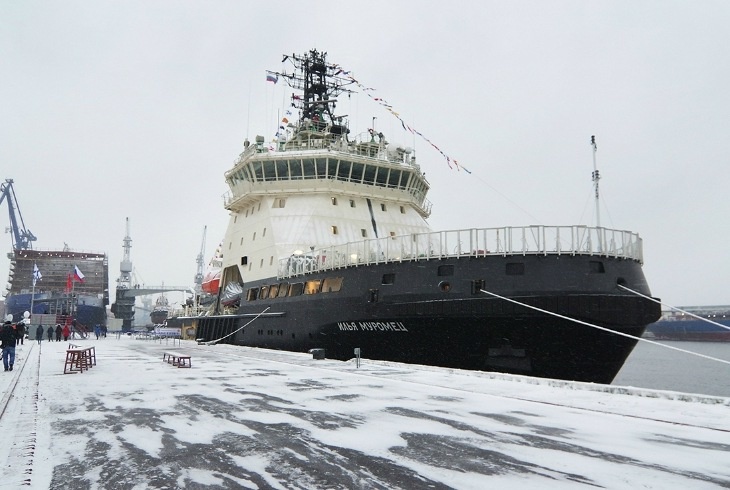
[270,50,355,134]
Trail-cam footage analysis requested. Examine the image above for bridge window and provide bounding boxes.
[275,160,289,180]
[303,158,316,178]
[331,226,338,235]
[268,284,279,298]
[331,197,338,205]
[316,158,327,177]
[363,164,376,184]
[389,169,403,189]
[274,198,286,208]
[246,288,258,301]
[349,199,356,208]
[351,162,365,183]
[381,203,387,211]
[361,229,367,238]
[337,161,351,181]
[375,167,389,186]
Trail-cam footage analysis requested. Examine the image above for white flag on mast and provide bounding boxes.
[32,263,42,287]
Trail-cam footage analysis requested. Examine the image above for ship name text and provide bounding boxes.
[337,321,408,332]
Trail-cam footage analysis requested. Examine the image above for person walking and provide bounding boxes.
[15,321,25,346]
[1,315,16,372]
[36,324,44,344]
[55,324,63,342]
[62,324,70,341]
[47,325,54,342]
[94,325,101,340]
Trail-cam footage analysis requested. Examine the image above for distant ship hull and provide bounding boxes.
[645,318,730,341]
[192,254,659,384]
[4,248,108,327]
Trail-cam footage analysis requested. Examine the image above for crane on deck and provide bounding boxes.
[193,226,206,296]
[0,179,37,251]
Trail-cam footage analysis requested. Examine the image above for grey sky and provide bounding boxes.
[2,1,729,307]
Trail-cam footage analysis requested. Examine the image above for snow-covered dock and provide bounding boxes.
[0,337,728,489]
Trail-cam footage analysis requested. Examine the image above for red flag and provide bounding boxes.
[66,274,73,293]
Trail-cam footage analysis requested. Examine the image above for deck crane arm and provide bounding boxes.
[0,178,37,250]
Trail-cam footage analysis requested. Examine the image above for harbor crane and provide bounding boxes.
[193,226,207,295]
[0,179,37,250]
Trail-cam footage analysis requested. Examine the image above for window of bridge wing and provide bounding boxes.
[275,159,289,181]
[251,161,264,182]
[259,285,269,299]
[246,288,258,301]
[277,282,289,298]
[263,161,276,181]
[268,284,279,298]
[302,158,316,179]
[239,164,251,183]
[388,169,403,189]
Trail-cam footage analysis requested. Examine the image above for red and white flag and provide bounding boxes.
[73,265,85,283]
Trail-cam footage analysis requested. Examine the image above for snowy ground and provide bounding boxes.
[0,336,728,489]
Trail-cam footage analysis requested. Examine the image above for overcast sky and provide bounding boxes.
[2,1,729,308]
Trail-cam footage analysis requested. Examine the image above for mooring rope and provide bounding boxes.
[618,284,730,332]
[200,306,271,346]
[479,289,730,367]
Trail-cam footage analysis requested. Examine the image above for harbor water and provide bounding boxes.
[613,340,730,397]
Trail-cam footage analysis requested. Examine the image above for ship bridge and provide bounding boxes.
[223,132,432,218]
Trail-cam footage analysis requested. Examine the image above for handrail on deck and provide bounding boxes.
[277,225,643,279]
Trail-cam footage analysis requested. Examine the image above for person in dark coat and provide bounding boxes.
[36,324,44,344]
[47,325,54,341]
[55,324,63,342]
[1,315,16,371]
[15,321,25,346]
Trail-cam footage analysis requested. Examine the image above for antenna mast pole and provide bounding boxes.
[591,135,601,229]
[591,135,603,253]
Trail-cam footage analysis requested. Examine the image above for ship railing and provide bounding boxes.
[277,225,643,278]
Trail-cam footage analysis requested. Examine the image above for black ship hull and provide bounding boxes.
[192,254,660,384]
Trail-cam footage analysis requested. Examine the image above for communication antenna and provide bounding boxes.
[591,135,601,229]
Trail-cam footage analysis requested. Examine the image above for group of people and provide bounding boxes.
[38,323,72,342]
[2,314,109,372]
